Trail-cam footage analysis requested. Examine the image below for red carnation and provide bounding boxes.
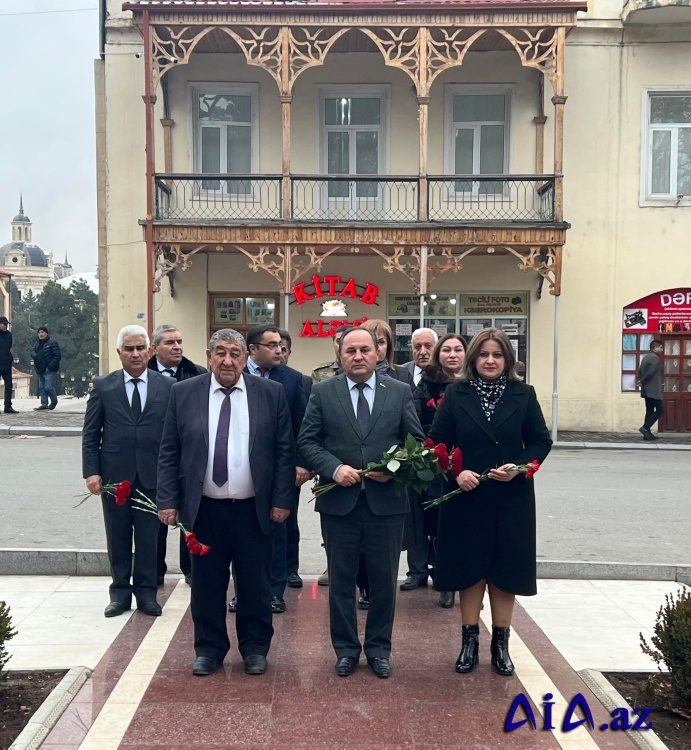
[426,398,435,408]
[436,394,444,406]
[451,447,463,477]
[185,532,196,541]
[434,443,449,471]
[199,545,211,556]
[525,460,541,479]
[114,480,131,505]
[423,438,435,449]
[188,540,203,555]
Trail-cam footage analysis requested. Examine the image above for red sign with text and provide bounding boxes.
[622,289,691,333]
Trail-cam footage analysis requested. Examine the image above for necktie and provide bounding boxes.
[259,367,269,378]
[162,368,175,377]
[355,382,370,434]
[130,378,142,421]
[212,387,236,487]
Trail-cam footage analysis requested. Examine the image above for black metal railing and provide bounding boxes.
[153,173,556,223]
[155,174,282,221]
[291,175,418,222]
[428,175,555,222]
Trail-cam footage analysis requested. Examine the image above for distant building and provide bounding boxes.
[0,197,73,298]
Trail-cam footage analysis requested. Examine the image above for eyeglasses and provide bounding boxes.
[257,342,282,350]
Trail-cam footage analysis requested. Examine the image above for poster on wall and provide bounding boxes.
[622,289,691,333]
[214,297,243,325]
[459,293,528,316]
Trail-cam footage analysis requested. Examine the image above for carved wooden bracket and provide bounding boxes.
[367,245,422,294]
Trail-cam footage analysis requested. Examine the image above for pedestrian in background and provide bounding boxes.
[30,326,61,411]
[0,316,18,414]
[638,339,664,441]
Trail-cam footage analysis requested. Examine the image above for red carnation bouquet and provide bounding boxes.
[76,481,211,556]
[311,435,464,500]
[426,395,444,410]
[422,457,541,509]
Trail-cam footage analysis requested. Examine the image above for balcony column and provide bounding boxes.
[551,27,567,222]
[281,95,292,219]
[418,97,430,222]
[143,10,156,336]
[160,118,174,174]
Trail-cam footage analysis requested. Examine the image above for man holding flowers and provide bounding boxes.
[298,326,424,679]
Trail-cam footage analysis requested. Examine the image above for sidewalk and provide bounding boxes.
[3,574,687,750]
[2,398,690,447]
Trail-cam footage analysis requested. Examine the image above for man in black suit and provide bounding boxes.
[157,329,295,677]
[298,326,424,678]
[148,324,206,586]
[82,325,173,618]
[243,325,309,611]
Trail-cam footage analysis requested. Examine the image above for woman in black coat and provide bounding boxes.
[415,333,467,608]
[429,327,551,676]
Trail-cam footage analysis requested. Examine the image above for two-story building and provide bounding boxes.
[96,0,691,432]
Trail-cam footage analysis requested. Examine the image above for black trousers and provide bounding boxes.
[157,523,191,578]
[191,496,274,662]
[1,367,12,408]
[320,493,404,660]
[643,397,664,431]
[101,481,158,605]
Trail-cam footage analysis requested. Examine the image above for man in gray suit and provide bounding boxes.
[157,329,295,677]
[298,326,424,678]
[638,339,664,440]
[82,325,173,618]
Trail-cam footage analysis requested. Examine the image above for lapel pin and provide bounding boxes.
[379,382,386,387]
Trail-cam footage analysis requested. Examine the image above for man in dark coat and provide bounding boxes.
[0,316,18,413]
[82,325,173,617]
[30,326,61,410]
[148,324,207,585]
[298,326,424,679]
[638,339,664,441]
[157,329,295,677]
[243,325,309,612]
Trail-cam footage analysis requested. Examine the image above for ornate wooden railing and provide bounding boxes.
[155,174,555,223]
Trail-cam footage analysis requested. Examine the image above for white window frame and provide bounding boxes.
[190,82,259,199]
[315,85,390,217]
[640,86,691,207]
[444,84,513,197]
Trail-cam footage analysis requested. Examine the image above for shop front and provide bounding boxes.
[622,288,691,432]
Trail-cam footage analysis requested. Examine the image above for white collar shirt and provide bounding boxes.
[157,362,178,377]
[202,373,255,500]
[123,369,148,410]
[345,372,376,417]
[413,365,424,386]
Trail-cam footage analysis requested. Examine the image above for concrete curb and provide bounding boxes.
[0,425,82,437]
[554,441,691,451]
[578,669,669,750]
[9,666,90,750]
[0,549,689,583]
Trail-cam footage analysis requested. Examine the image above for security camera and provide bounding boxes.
[134,52,142,58]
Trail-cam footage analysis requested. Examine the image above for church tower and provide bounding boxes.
[11,195,32,244]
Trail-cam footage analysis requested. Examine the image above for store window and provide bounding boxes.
[208,292,278,338]
[388,291,529,375]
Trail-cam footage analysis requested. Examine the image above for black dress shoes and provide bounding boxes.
[244,654,268,675]
[156,576,165,587]
[491,626,515,676]
[228,596,237,613]
[287,572,303,588]
[271,596,286,613]
[335,656,358,676]
[455,624,480,673]
[192,656,219,676]
[400,576,427,591]
[368,657,391,678]
[104,601,130,618]
[137,600,162,616]
[184,574,191,586]
[3,407,19,414]
[439,591,455,608]
[357,589,370,610]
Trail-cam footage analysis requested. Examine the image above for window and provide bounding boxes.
[645,91,691,200]
[621,332,654,392]
[193,84,258,195]
[446,86,511,194]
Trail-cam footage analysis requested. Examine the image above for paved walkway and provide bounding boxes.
[2,575,688,749]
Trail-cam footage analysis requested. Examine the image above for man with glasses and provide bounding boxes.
[235,325,309,611]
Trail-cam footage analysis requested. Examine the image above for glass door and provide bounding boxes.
[660,335,691,431]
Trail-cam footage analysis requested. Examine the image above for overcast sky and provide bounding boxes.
[0,1,99,273]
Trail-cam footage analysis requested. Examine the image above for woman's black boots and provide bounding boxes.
[490,626,514,676]
[455,624,480,673]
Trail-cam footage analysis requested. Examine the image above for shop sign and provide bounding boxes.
[459,293,528,316]
[292,275,380,306]
[622,289,691,333]
[300,317,368,338]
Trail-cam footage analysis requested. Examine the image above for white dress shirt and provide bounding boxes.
[413,365,423,386]
[157,362,177,377]
[124,369,148,409]
[202,373,255,500]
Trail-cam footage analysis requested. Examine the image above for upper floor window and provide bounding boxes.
[645,92,691,200]
[445,85,511,194]
[192,84,258,194]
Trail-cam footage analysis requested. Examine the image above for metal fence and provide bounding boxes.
[155,175,282,221]
[290,176,418,222]
[428,175,555,222]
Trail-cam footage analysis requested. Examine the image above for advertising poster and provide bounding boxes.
[622,289,691,333]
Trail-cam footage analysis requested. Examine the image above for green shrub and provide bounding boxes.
[0,600,17,685]
[640,588,691,708]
